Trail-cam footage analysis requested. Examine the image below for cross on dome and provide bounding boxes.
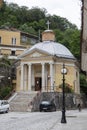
[46,20,51,30]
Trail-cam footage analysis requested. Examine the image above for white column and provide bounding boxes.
[74,80,76,93]
[28,63,32,91]
[74,68,77,93]
[77,71,80,94]
[42,63,45,91]
[74,68,80,94]
[20,63,24,91]
[24,65,27,91]
[50,63,54,91]
[31,65,34,90]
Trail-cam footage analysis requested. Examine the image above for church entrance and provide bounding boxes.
[35,77,42,91]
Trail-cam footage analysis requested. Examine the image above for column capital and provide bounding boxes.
[21,62,24,66]
[41,62,45,65]
[49,61,54,65]
[28,63,32,66]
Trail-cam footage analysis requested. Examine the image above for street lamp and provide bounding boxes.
[61,63,67,123]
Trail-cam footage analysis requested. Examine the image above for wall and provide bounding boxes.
[0,30,20,45]
[32,92,87,111]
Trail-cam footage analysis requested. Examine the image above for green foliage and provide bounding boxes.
[0,1,80,60]
[0,56,14,99]
[47,15,77,31]
[19,23,37,35]
[54,28,80,59]
[80,73,87,94]
[0,56,13,90]
[0,87,11,99]
[59,83,73,93]
[0,2,78,30]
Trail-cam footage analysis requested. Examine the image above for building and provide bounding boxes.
[0,27,38,59]
[15,29,80,94]
[0,0,3,8]
[81,0,87,71]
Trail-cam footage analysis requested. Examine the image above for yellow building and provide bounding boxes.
[16,29,80,94]
[0,28,38,59]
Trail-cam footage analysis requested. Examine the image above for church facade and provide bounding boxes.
[16,29,80,94]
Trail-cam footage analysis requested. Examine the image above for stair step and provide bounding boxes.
[9,91,38,112]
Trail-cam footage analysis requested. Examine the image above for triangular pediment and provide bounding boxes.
[23,48,50,59]
[30,51,42,57]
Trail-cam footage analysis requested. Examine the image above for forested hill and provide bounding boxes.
[0,1,80,60]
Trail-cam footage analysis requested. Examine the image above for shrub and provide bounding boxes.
[0,87,11,99]
[59,83,73,93]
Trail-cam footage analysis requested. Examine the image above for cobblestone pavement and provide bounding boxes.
[0,109,87,130]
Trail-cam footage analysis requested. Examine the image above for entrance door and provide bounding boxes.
[35,77,42,91]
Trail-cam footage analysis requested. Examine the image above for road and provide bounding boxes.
[0,109,87,130]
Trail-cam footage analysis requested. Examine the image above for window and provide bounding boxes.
[12,38,16,45]
[11,50,15,56]
[21,36,27,42]
[76,71,78,78]
[0,36,1,44]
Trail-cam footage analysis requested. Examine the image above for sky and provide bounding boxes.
[6,0,82,29]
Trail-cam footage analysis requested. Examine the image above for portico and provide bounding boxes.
[20,61,54,92]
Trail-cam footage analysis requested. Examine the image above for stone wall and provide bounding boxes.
[32,92,87,111]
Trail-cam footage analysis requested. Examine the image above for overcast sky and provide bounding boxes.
[6,0,82,29]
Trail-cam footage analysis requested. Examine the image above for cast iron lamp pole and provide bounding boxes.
[61,63,67,123]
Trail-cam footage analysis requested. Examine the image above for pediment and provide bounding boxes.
[23,49,49,59]
[30,52,42,57]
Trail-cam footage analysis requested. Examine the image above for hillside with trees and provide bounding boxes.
[0,0,80,60]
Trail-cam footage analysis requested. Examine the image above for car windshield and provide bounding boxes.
[41,101,50,105]
[0,100,8,105]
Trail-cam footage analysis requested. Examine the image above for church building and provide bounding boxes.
[16,28,80,94]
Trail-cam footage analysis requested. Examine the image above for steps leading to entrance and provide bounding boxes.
[9,91,38,112]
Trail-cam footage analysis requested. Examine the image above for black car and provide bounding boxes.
[39,101,56,112]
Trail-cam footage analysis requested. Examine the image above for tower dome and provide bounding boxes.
[18,29,75,59]
[29,41,75,59]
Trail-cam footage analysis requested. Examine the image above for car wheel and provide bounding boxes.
[52,107,56,112]
[6,108,9,113]
[40,109,42,112]
[54,107,56,111]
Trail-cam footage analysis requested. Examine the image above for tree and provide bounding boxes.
[0,56,11,83]
[0,2,80,60]
[0,56,14,99]
[19,23,36,35]
[57,28,80,60]
[80,72,87,95]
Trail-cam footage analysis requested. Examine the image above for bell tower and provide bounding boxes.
[42,21,55,42]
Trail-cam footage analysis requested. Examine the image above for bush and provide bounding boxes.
[59,83,73,93]
[0,87,11,99]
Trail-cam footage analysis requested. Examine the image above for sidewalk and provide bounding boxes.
[52,109,87,130]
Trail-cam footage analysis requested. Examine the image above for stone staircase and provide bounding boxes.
[9,91,38,112]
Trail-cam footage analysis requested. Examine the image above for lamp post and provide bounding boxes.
[8,76,12,87]
[61,63,67,123]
